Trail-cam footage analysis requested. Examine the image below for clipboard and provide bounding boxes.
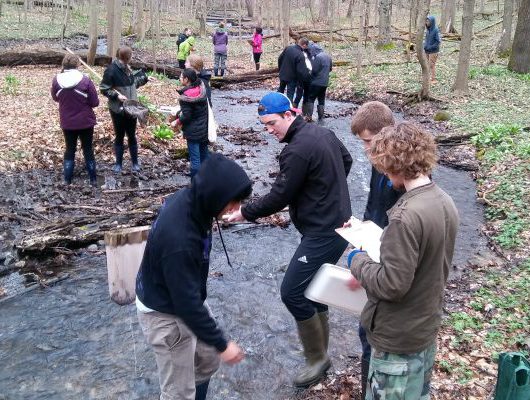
[335,217,383,262]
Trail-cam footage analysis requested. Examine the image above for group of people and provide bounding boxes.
[135,88,459,399]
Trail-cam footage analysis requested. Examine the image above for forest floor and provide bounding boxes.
[1,6,529,399]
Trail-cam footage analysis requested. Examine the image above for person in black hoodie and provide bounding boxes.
[100,46,149,173]
[226,92,352,388]
[136,154,252,400]
[349,100,401,399]
[277,38,312,103]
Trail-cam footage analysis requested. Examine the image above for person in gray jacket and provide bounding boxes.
[307,44,332,121]
[100,46,149,173]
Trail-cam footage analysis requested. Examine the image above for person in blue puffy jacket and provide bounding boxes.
[424,15,441,83]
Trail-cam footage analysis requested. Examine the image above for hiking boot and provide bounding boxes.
[85,160,97,187]
[63,159,75,185]
[317,105,325,120]
[255,62,260,71]
[129,144,140,172]
[317,311,329,351]
[293,313,331,388]
[214,68,219,76]
[113,144,124,174]
[220,69,225,77]
[302,102,314,122]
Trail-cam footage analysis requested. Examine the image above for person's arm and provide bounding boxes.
[87,79,100,108]
[242,149,308,221]
[311,56,323,78]
[100,66,119,100]
[337,135,353,175]
[50,78,59,102]
[161,250,228,352]
[178,100,192,125]
[134,70,149,88]
[350,218,419,302]
[278,49,285,69]
[225,33,228,45]
[363,169,376,221]
[296,53,311,82]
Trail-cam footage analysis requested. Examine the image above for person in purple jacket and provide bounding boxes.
[51,53,99,186]
[212,23,228,77]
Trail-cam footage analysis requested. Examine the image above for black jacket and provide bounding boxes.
[198,70,213,107]
[242,117,352,236]
[363,166,403,228]
[178,82,209,142]
[136,154,252,353]
[278,44,311,83]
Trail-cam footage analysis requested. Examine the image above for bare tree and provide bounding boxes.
[87,0,98,65]
[133,0,147,41]
[347,0,355,17]
[319,0,329,21]
[497,0,514,56]
[508,0,530,73]
[281,0,289,47]
[453,0,476,93]
[440,0,456,33]
[414,0,431,99]
[377,0,392,46]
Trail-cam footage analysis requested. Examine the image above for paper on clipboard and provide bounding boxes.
[335,217,383,262]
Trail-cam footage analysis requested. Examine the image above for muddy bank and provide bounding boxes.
[0,89,486,399]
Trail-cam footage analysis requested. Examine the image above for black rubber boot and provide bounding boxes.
[113,144,124,173]
[361,356,370,399]
[129,144,141,172]
[214,68,218,76]
[317,105,325,120]
[85,160,97,187]
[317,311,329,351]
[255,62,260,71]
[63,159,75,184]
[303,102,314,122]
[293,313,331,388]
[195,379,210,400]
[220,69,225,77]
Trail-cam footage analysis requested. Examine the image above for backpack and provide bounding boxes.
[176,33,188,49]
[494,352,530,400]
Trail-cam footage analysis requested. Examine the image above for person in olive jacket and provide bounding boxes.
[100,46,149,173]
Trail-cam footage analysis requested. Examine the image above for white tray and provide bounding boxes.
[305,263,367,315]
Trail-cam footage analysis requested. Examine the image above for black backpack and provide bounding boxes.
[176,33,188,49]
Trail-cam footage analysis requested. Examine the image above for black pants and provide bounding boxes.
[308,85,327,106]
[294,81,311,106]
[278,80,297,103]
[178,59,186,69]
[110,112,137,147]
[253,53,262,63]
[280,235,348,321]
[63,127,95,163]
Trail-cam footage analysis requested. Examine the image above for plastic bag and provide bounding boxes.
[207,103,217,144]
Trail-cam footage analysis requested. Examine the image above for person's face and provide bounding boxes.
[185,29,192,35]
[425,18,431,28]
[218,200,241,219]
[299,42,308,50]
[260,111,294,141]
[184,59,191,69]
[357,129,376,153]
[181,76,189,86]
[386,172,405,190]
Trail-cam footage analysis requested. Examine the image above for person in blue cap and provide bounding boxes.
[226,92,353,388]
[424,16,441,83]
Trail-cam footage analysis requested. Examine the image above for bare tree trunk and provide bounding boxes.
[377,0,392,46]
[411,0,419,30]
[87,0,98,64]
[319,0,329,21]
[415,0,431,99]
[134,0,146,40]
[363,0,369,45]
[107,0,116,57]
[452,0,475,93]
[508,0,530,73]
[347,0,355,17]
[23,0,28,47]
[281,0,290,47]
[61,0,72,43]
[245,0,254,17]
[440,0,456,32]
[497,0,513,55]
[479,0,485,13]
[357,10,363,75]
[329,0,335,43]
[113,0,122,53]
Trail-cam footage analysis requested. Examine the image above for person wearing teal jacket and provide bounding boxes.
[178,36,196,69]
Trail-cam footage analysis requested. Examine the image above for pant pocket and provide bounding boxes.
[368,357,408,400]
[145,314,183,351]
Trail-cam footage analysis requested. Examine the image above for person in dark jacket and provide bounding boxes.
[177,27,192,58]
[186,54,212,106]
[277,38,311,103]
[306,43,332,121]
[100,46,149,173]
[212,23,228,77]
[226,92,353,388]
[173,68,209,178]
[424,15,441,83]
[292,45,314,116]
[51,53,100,186]
[136,153,251,400]
[349,100,401,399]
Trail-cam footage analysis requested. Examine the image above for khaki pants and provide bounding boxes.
[428,53,438,81]
[137,309,220,400]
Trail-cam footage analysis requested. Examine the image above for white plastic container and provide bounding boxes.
[305,263,368,315]
[104,226,150,305]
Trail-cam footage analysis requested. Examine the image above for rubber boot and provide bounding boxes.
[85,160,97,187]
[195,379,210,400]
[293,313,331,388]
[220,69,225,77]
[214,68,219,77]
[317,105,325,120]
[317,311,329,351]
[361,356,370,399]
[63,159,75,185]
[255,62,260,71]
[129,144,141,172]
[303,102,314,122]
[113,144,124,173]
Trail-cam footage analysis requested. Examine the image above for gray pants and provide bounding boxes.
[214,53,227,70]
[137,309,220,400]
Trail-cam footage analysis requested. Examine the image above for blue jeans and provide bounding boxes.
[187,140,209,177]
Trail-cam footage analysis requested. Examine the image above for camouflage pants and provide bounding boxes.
[366,342,436,400]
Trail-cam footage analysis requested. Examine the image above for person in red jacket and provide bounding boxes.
[51,53,99,186]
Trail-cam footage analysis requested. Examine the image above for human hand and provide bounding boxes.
[347,248,365,269]
[342,216,354,228]
[224,207,245,223]
[117,93,128,102]
[347,277,362,291]
[220,341,245,365]
[147,76,157,82]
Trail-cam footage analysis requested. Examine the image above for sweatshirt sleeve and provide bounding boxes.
[363,169,376,222]
[100,67,118,100]
[87,79,100,108]
[51,78,59,102]
[242,149,308,221]
[350,218,419,302]
[178,100,192,125]
[161,250,228,352]
[337,135,352,175]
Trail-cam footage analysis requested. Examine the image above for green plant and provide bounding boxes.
[153,124,174,140]
[450,312,483,332]
[378,42,396,51]
[3,74,20,95]
[471,124,521,148]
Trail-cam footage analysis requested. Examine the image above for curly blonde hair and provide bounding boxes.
[369,122,437,179]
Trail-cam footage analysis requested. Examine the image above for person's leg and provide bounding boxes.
[429,53,438,82]
[293,81,304,108]
[187,140,201,178]
[124,115,140,171]
[304,84,319,121]
[358,324,371,399]
[214,53,220,76]
[110,112,126,173]
[254,53,261,70]
[179,59,186,69]
[199,142,209,166]
[317,86,327,120]
[278,80,287,94]
[286,81,297,103]
[220,54,227,76]
[79,127,97,186]
[366,341,437,400]
[137,310,197,400]
[63,130,78,184]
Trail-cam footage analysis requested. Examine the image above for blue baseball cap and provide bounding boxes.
[258,92,301,116]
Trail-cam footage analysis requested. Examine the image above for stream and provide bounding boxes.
[0,89,486,400]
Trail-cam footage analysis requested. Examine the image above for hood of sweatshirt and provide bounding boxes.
[186,36,196,46]
[178,81,207,102]
[309,43,323,57]
[190,153,252,228]
[427,15,437,30]
[56,69,84,88]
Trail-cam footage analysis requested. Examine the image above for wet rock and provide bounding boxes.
[3,254,15,266]
[97,240,105,247]
[14,261,26,268]
[0,251,7,263]
[266,314,288,333]
[87,244,98,252]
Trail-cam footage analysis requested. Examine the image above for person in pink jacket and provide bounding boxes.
[250,27,263,71]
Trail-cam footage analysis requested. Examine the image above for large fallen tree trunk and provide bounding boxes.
[210,67,279,88]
